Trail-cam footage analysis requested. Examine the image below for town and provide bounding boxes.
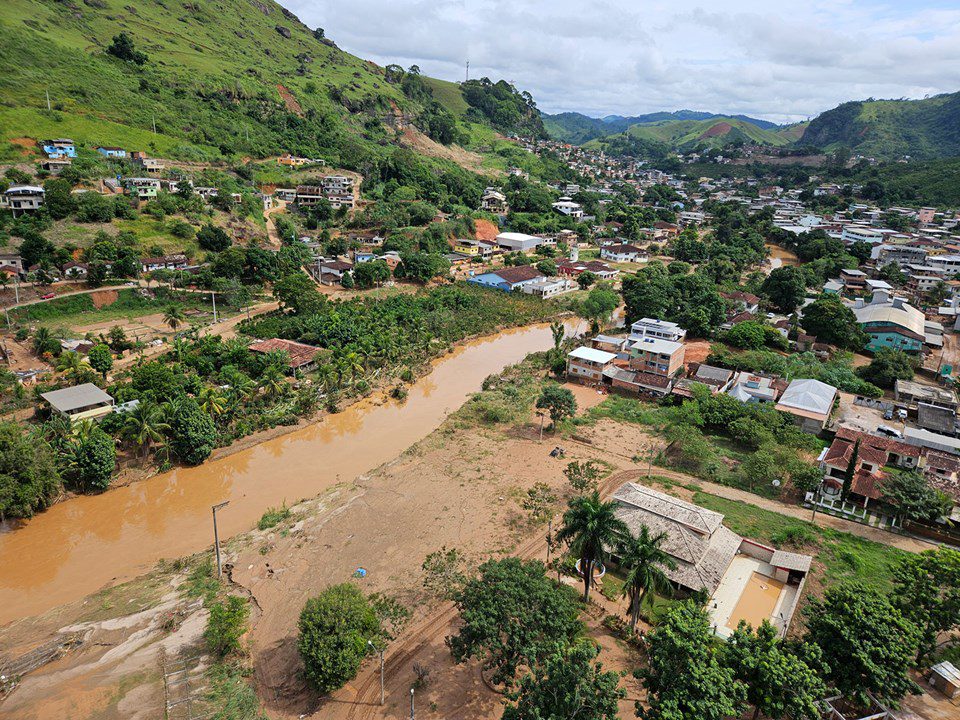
[1,2,960,720]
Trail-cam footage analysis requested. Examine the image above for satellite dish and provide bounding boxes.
[771,479,781,487]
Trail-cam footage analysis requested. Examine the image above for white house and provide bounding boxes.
[1,186,45,217]
[600,243,647,263]
[552,197,583,219]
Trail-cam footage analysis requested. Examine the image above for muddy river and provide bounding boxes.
[0,321,581,625]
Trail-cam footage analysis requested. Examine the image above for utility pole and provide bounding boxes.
[211,501,230,577]
[152,113,157,134]
[537,410,545,442]
[45,89,51,111]
[368,641,384,705]
[410,688,415,720]
[211,291,218,323]
[465,60,469,83]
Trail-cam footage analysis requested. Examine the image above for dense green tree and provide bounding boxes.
[87,343,113,380]
[43,178,75,219]
[273,272,325,316]
[638,600,746,720]
[162,304,186,331]
[169,399,217,465]
[106,32,148,64]
[892,549,960,663]
[805,582,921,705]
[448,558,582,687]
[761,266,807,313]
[71,426,116,491]
[197,224,232,252]
[502,640,624,720]
[857,347,915,388]
[352,259,391,289]
[800,294,868,350]
[577,271,597,290]
[724,621,827,720]
[578,286,619,334]
[881,471,953,522]
[617,526,676,631]
[556,491,628,602]
[536,384,577,427]
[0,423,62,520]
[298,583,380,693]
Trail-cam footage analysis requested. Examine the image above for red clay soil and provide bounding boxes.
[683,339,713,368]
[89,289,119,309]
[700,122,733,139]
[473,219,500,242]
[277,84,303,116]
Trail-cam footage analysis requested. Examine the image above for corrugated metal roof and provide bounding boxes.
[41,383,113,413]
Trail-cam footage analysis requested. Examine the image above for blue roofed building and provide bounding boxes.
[468,266,544,292]
[40,138,76,159]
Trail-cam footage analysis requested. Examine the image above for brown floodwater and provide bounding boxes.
[765,243,800,268]
[0,321,583,625]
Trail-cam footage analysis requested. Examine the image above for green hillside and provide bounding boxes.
[0,0,538,168]
[584,117,794,154]
[801,92,960,159]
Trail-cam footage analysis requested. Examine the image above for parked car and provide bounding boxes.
[883,408,894,420]
[40,292,55,299]
[877,425,903,438]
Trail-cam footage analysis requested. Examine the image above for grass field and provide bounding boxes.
[11,289,217,329]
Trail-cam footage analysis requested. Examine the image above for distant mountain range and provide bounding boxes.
[544,93,960,160]
[542,110,778,145]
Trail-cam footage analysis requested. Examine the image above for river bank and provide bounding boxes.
[0,318,579,625]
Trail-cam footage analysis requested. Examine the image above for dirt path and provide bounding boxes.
[263,200,289,249]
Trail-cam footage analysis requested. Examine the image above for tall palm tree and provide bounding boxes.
[259,364,286,398]
[617,525,677,631]
[122,401,170,461]
[56,351,92,382]
[198,386,227,418]
[162,304,187,332]
[32,327,57,357]
[555,490,628,602]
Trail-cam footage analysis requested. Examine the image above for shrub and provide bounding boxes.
[298,584,380,693]
[257,504,291,530]
[204,595,249,657]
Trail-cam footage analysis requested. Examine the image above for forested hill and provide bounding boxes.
[543,110,779,145]
[801,92,960,160]
[0,0,536,167]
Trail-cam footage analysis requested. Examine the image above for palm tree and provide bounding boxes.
[162,304,187,332]
[555,490,628,602]
[198,386,227,418]
[550,321,565,351]
[122,401,170,461]
[32,327,57,357]
[171,337,190,362]
[259,364,286,398]
[56,351,92,381]
[617,525,677,631]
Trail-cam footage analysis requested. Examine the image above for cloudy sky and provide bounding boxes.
[281,0,960,124]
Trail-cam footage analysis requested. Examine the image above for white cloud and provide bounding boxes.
[280,0,960,124]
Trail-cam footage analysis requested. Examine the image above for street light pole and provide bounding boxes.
[410,687,415,720]
[212,501,230,578]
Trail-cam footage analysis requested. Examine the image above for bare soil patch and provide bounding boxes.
[473,218,499,242]
[398,126,487,174]
[88,289,118,309]
[276,84,303,116]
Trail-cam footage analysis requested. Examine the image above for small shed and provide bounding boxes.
[929,661,960,698]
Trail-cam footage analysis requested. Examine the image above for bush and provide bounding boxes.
[298,584,380,693]
[197,224,231,252]
[205,595,249,657]
[170,399,217,465]
[257,504,290,530]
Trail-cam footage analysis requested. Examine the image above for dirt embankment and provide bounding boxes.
[397,126,489,175]
[276,84,303,116]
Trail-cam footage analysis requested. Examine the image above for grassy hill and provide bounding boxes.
[0,0,537,169]
[543,110,780,145]
[584,117,794,154]
[801,92,960,159]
